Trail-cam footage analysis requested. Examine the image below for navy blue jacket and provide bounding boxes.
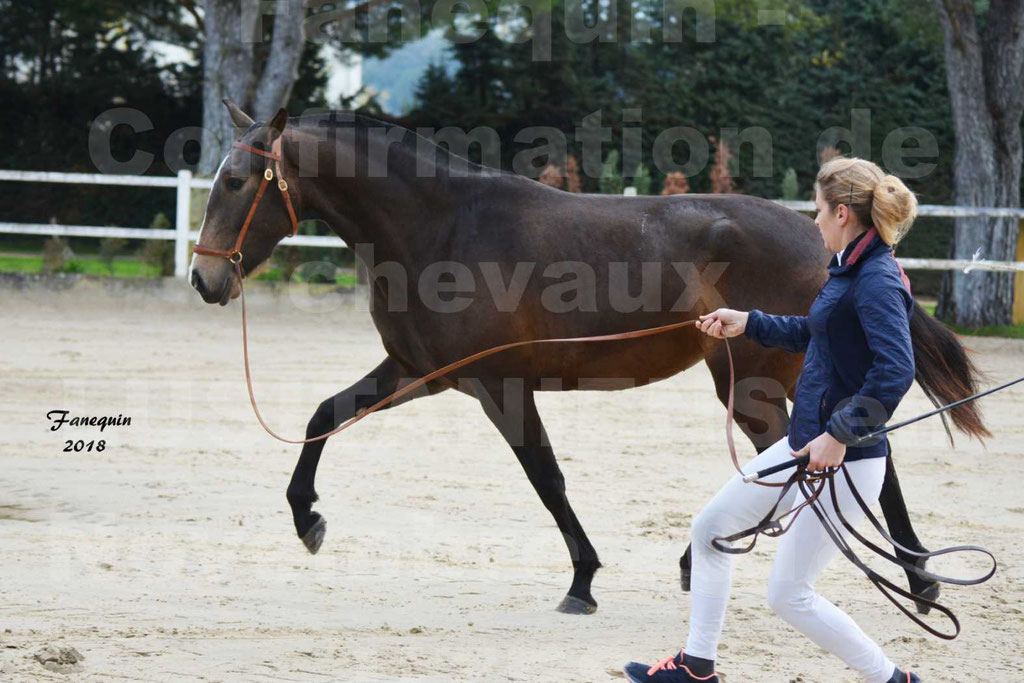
[743,228,916,460]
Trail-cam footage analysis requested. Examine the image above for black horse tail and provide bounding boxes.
[910,301,992,444]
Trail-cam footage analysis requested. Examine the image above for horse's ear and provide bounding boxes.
[223,99,255,130]
[267,108,289,139]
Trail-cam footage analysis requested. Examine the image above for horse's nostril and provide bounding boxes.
[191,270,205,295]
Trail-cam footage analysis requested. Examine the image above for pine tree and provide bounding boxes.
[819,146,842,164]
[710,138,734,194]
[661,172,691,195]
[538,164,564,190]
[600,150,623,195]
[566,156,582,194]
[781,168,799,200]
[632,165,652,195]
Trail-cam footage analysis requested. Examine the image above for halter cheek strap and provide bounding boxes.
[192,135,299,264]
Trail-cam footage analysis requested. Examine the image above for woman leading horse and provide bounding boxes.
[190,106,986,619]
[623,157,990,683]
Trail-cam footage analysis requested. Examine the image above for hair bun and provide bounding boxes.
[871,174,918,245]
[815,157,919,245]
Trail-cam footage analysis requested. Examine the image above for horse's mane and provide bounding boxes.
[288,110,508,178]
[291,109,407,131]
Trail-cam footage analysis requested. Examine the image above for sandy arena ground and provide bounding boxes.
[1,278,1022,682]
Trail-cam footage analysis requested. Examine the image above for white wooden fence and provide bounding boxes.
[773,200,1024,273]
[0,169,350,279]
[1,170,1023,278]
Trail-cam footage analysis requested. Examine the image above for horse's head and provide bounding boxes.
[190,100,296,305]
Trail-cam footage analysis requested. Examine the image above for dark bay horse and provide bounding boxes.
[190,103,985,615]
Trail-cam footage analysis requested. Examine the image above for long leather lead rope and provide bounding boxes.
[800,466,996,639]
[233,258,718,445]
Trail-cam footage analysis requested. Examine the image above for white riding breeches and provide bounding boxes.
[684,436,896,683]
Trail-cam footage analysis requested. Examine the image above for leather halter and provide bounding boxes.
[192,136,299,264]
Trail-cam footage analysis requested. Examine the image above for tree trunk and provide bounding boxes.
[253,0,306,120]
[200,0,255,174]
[934,0,1024,326]
[199,0,306,174]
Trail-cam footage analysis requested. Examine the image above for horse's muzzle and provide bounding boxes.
[191,268,236,306]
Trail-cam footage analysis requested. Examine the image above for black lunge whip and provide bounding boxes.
[743,373,1024,483]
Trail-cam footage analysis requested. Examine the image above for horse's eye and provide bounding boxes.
[226,177,245,191]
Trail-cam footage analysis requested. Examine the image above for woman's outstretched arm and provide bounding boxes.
[699,308,810,353]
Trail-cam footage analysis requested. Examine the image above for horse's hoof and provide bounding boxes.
[913,581,941,615]
[300,515,327,555]
[556,595,597,615]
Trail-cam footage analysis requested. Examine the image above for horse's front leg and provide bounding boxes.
[468,376,602,614]
[287,355,435,554]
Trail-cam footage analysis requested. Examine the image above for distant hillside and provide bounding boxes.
[362,31,457,115]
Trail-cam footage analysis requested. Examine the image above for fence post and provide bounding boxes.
[1014,218,1024,325]
[174,170,192,278]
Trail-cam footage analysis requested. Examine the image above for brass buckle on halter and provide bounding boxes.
[278,179,288,191]
[264,168,274,181]
[229,251,243,264]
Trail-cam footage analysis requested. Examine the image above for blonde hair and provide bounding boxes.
[814,157,918,246]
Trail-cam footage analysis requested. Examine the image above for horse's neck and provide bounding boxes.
[289,125,466,267]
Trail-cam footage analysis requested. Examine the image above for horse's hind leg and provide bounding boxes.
[468,376,601,615]
[879,451,940,613]
[287,356,440,554]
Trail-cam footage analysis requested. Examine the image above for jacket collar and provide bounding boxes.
[828,227,889,276]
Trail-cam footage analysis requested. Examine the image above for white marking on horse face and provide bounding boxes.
[189,154,231,278]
